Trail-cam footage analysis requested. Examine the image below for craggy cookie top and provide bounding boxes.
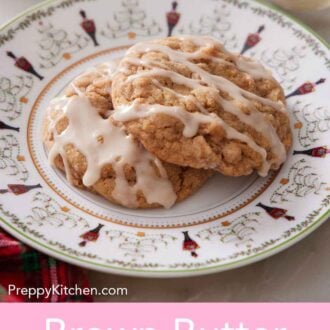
[43,63,211,209]
[112,36,292,177]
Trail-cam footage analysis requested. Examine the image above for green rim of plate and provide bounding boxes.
[0,0,329,277]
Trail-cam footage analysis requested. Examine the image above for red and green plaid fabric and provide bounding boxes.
[0,229,93,302]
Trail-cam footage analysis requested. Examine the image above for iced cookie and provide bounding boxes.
[111,36,292,177]
[43,63,211,209]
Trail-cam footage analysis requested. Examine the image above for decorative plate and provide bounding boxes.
[0,0,329,277]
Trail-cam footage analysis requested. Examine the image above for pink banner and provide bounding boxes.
[1,303,329,330]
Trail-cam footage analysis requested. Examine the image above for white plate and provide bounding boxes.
[0,0,329,277]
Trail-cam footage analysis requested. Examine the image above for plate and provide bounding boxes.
[0,0,329,277]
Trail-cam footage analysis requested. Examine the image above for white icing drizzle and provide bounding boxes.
[128,42,286,112]
[116,38,288,175]
[113,102,269,174]
[70,82,84,96]
[122,47,272,81]
[234,56,273,80]
[86,60,120,79]
[47,93,177,209]
[177,35,227,50]
[177,35,273,80]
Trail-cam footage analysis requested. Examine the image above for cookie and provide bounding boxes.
[111,36,292,177]
[43,63,211,209]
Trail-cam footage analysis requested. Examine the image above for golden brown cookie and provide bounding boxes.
[112,36,292,177]
[43,63,211,209]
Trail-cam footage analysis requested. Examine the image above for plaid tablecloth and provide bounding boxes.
[0,229,93,302]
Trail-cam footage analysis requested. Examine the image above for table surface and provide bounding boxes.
[1,0,329,302]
